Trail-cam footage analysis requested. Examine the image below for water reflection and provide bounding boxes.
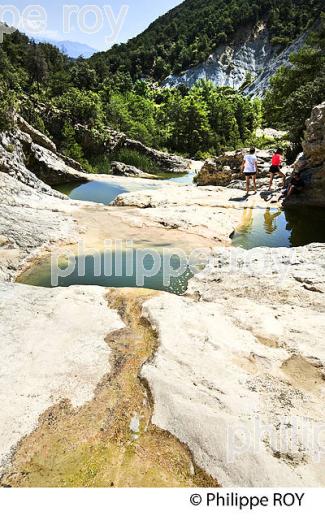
[263,209,282,235]
[18,250,202,296]
[232,207,325,249]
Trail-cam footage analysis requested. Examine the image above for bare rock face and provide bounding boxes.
[291,102,325,207]
[164,25,308,96]
[142,244,325,486]
[0,172,78,282]
[0,117,88,191]
[16,115,57,153]
[303,102,325,167]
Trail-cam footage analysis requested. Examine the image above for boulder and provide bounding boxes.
[0,117,88,190]
[16,115,57,153]
[111,161,155,179]
[29,143,87,186]
[289,102,325,206]
[195,148,273,186]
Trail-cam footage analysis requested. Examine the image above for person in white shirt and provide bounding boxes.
[241,148,258,195]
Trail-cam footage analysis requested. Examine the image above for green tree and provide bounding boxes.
[0,84,17,131]
[264,15,325,148]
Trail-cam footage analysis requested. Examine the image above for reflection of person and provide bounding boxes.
[241,148,258,195]
[285,172,305,200]
[264,209,282,234]
[269,148,286,190]
[237,208,254,234]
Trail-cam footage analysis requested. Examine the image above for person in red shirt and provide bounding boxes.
[269,148,286,190]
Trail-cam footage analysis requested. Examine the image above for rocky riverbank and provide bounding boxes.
[195,102,325,207]
[0,109,325,487]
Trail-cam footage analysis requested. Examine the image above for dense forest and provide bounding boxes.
[0,0,324,171]
[90,0,324,82]
[0,30,261,168]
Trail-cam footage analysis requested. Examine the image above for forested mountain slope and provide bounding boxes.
[0,1,324,164]
[89,0,324,82]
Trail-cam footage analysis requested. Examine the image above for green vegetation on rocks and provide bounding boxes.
[264,15,325,152]
[0,1,323,168]
[90,0,324,82]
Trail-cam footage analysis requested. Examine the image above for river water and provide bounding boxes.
[19,175,325,294]
[232,207,325,249]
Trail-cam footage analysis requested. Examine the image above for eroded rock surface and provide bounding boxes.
[1,114,324,488]
[0,116,88,190]
[114,184,285,243]
[0,283,124,474]
[291,102,325,207]
[0,172,80,282]
[164,24,308,96]
[142,244,325,487]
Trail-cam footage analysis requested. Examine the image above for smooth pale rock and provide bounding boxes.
[0,172,79,282]
[141,244,325,487]
[0,283,124,473]
[114,184,282,210]
[114,184,286,243]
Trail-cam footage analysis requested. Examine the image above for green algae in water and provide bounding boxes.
[18,250,202,296]
[232,207,325,249]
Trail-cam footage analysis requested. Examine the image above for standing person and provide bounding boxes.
[241,148,258,196]
[269,148,286,190]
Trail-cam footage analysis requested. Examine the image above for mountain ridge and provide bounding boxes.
[32,38,97,59]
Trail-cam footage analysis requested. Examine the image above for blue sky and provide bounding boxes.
[1,0,183,51]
